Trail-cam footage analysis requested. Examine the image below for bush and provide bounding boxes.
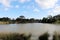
[38,32,49,40]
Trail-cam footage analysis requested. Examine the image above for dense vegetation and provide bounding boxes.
[0,32,59,40]
[39,32,49,40]
[0,14,60,24]
[38,32,60,40]
[53,32,60,40]
[0,33,31,40]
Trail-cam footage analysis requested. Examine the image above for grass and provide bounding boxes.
[38,32,60,40]
[0,32,60,40]
[53,32,60,40]
[0,33,32,40]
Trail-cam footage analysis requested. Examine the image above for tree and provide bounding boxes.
[29,18,35,23]
[19,15,25,19]
[16,16,26,23]
[47,15,52,19]
[41,17,48,23]
[0,17,11,22]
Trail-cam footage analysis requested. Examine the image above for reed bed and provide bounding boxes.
[38,32,49,40]
[38,32,60,40]
[0,33,31,40]
[0,32,60,40]
[53,32,60,40]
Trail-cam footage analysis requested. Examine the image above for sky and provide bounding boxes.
[0,0,60,19]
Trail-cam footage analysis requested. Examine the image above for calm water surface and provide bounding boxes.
[0,23,60,40]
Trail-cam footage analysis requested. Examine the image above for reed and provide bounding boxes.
[38,32,49,40]
[53,32,60,40]
[0,33,31,40]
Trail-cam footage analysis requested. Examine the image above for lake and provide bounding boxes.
[0,23,60,40]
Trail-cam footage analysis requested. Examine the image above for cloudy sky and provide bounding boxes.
[0,0,60,19]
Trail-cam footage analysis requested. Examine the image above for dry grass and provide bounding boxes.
[0,33,31,40]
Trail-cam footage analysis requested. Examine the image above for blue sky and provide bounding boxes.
[0,0,60,19]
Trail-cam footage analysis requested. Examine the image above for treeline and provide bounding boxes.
[41,14,60,23]
[0,14,60,24]
[0,16,40,24]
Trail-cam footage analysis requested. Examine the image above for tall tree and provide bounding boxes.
[19,15,25,19]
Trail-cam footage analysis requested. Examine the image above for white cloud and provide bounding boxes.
[19,0,30,3]
[33,8,40,13]
[53,6,60,13]
[0,0,31,8]
[0,0,11,7]
[48,6,60,16]
[0,0,18,8]
[9,0,17,1]
[0,0,18,10]
[35,0,58,9]
[19,0,26,3]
